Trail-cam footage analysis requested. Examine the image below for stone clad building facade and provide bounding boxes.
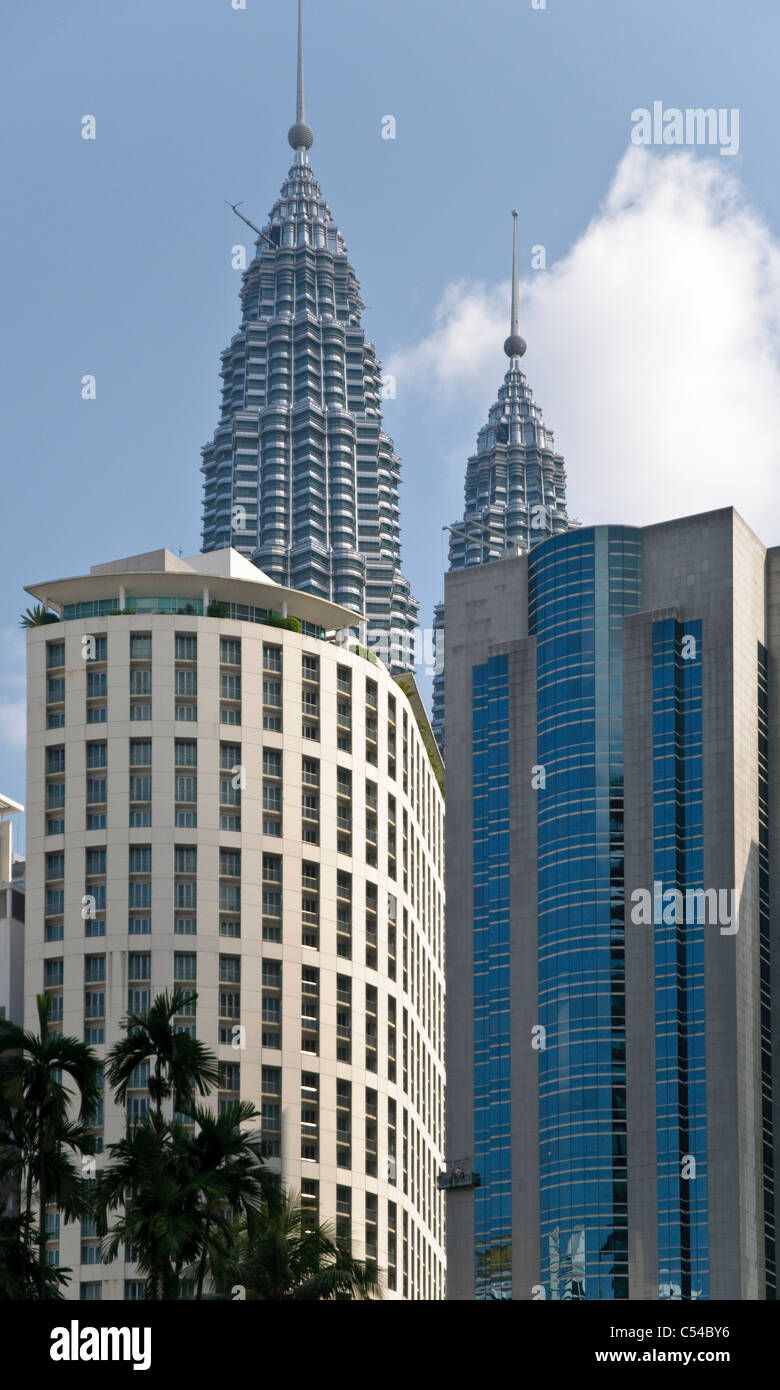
[24,546,445,1300]
[444,508,777,1302]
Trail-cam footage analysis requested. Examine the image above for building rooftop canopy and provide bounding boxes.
[26,547,365,634]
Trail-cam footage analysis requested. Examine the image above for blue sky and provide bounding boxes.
[3,0,780,848]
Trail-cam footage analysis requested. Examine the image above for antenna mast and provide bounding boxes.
[226,201,275,250]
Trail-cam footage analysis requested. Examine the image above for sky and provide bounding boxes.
[2,0,780,852]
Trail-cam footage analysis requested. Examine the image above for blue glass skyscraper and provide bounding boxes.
[532,527,640,1300]
[443,508,776,1301]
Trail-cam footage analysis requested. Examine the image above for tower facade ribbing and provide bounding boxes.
[432,213,571,753]
[201,2,419,673]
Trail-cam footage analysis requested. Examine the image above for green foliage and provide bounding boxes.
[3,992,382,1302]
[19,605,59,628]
[263,613,301,633]
[105,989,220,1115]
[350,643,378,665]
[206,600,229,618]
[182,1100,276,1299]
[395,677,445,792]
[94,1099,273,1301]
[95,1111,204,1300]
[0,995,101,1297]
[215,1192,382,1301]
[0,1209,69,1300]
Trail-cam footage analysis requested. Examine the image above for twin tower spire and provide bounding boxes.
[504,211,527,360]
[202,2,560,691]
[287,0,314,154]
[286,2,529,356]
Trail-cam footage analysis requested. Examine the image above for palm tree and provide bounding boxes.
[105,989,220,1116]
[220,1192,382,1301]
[95,1100,272,1301]
[18,605,59,628]
[95,1110,203,1300]
[183,1100,275,1299]
[0,995,101,1295]
[0,1092,38,1299]
[0,1080,30,1196]
[0,1205,70,1300]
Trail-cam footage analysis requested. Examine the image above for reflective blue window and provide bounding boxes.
[652,618,709,1300]
[530,527,640,1299]
[472,654,511,1298]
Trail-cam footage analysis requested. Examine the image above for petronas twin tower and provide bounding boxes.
[201,2,417,672]
[201,1,570,699]
[432,214,571,750]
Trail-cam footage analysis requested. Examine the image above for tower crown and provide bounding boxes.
[201,0,419,671]
[432,210,570,753]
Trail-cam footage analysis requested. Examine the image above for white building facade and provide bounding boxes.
[24,547,445,1300]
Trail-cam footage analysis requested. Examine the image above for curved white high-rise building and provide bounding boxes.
[24,546,445,1300]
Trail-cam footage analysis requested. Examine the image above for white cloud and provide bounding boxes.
[389,147,780,539]
[390,280,509,398]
